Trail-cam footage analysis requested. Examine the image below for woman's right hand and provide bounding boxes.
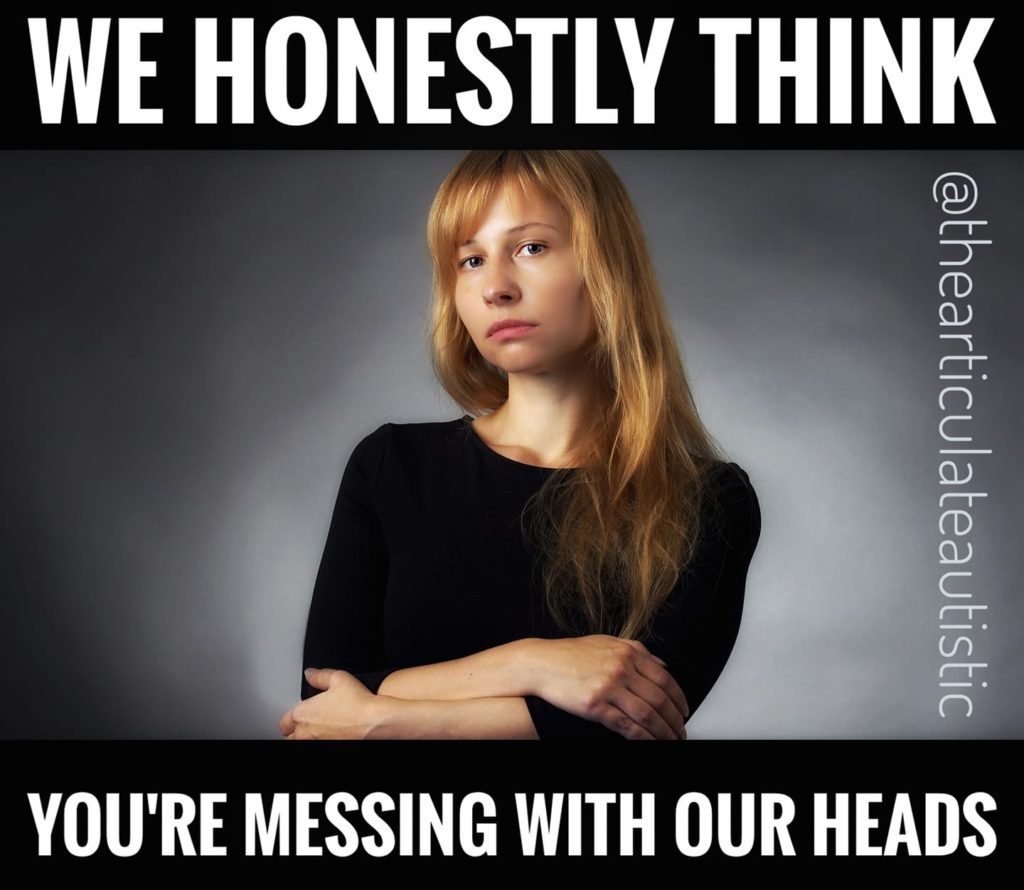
[527,636,690,740]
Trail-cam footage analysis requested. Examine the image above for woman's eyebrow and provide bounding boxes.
[459,222,558,247]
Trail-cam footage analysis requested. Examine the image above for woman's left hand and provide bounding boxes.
[278,668,381,739]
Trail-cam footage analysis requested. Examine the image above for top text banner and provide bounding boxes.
[2,7,1020,148]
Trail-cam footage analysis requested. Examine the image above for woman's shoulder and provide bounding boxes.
[704,459,757,500]
[349,416,468,462]
[700,459,762,553]
[343,417,469,495]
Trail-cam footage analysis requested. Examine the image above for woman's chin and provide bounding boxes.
[483,353,542,375]
[494,361,551,377]
[497,354,590,378]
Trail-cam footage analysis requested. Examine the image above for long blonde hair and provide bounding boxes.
[427,150,728,640]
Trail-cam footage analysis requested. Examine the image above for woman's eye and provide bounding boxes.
[458,244,545,269]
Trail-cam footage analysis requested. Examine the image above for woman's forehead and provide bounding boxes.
[455,178,564,240]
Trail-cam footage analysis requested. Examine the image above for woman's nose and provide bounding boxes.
[481,258,521,304]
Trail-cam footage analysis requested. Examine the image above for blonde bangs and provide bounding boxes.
[427,155,566,296]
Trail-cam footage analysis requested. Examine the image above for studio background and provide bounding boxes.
[1,150,1020,738]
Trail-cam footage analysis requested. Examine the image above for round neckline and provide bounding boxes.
[460,415,580,472]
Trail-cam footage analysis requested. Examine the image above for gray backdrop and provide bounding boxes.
[1,150,1020,738]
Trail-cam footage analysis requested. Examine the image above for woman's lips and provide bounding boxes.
[489,324,538,340]
[491,325,540,342]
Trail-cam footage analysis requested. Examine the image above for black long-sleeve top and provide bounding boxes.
[300,415,761,739]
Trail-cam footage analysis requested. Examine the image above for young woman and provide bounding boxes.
[279,150,761,741]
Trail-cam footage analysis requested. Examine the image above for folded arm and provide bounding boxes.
[349,461,763,740]
[286,668,540,739]
[305,634,689,741]
[297,422,758,741]
[373,638,540,701]
[370,693,540,740]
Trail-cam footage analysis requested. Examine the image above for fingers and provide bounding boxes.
[624,641,690,723]
[279,709,296,737]
[304,667,332,690]
[613,684,684,740]
[632,658,690,724]
[623,671,687,740]
[598,704,658,741]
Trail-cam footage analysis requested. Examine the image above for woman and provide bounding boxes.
[279,150,761,740]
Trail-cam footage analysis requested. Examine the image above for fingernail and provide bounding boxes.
[304,668,315,680]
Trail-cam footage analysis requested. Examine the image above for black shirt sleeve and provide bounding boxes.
[300,424,399,700]
[522,462,762,739]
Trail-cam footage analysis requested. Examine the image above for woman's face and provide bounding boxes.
[453,182,596,377]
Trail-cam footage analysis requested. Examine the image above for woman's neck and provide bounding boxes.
[479,371,597,469]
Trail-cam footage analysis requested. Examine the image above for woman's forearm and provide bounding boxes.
[376,638,545,701]
[368,694,540,740]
